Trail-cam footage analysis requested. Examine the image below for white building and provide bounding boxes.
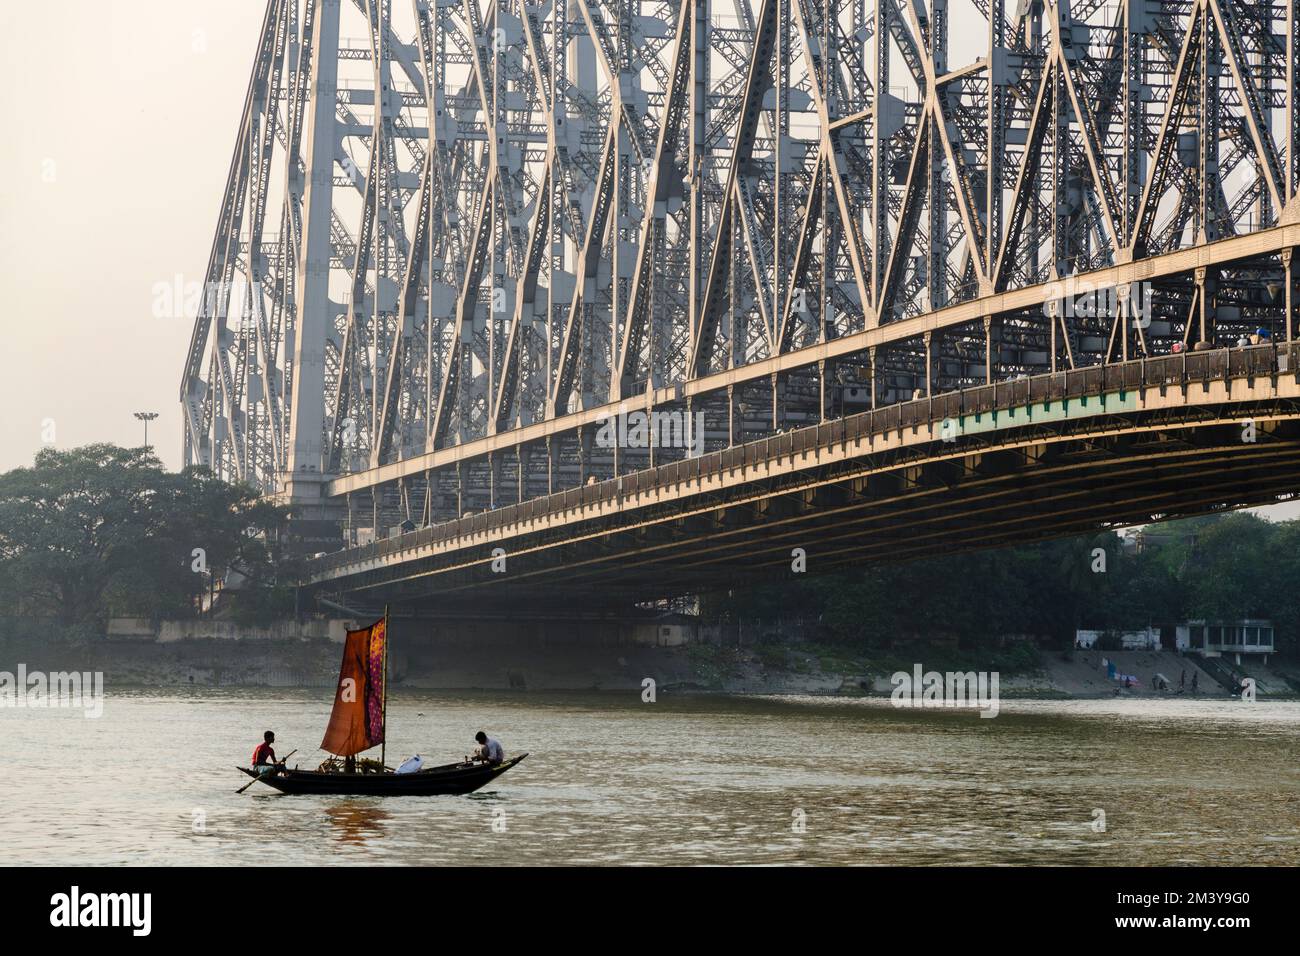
[1074,627,1163,651]
[1177,620,1274,665]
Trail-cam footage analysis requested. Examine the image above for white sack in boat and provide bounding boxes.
[396,755,424,774]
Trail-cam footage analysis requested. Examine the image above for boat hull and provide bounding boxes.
[237,754,527,796]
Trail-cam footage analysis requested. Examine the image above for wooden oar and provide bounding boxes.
[236,750,297,793]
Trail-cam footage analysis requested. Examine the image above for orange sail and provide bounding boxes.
[320,617,387,756]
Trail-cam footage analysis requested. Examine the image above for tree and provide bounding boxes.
[1180,512,1274,621]
[692,511,1300,657]
[0,445,287,629]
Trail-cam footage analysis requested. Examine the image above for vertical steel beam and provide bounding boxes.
[986,0,1006,279]
[285,0,341,492]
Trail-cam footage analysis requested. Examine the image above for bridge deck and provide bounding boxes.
[306,344,1300,608]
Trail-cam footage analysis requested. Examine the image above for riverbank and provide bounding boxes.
[661,643,1296,699]
[2,633,1294,698]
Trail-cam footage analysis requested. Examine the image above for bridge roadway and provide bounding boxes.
[304,344,1300,610]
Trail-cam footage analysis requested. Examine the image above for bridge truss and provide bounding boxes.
[181,0,1300,540]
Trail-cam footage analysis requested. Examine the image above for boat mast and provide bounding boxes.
[381,604,389,769]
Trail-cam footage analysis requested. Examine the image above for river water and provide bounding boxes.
[2,689,1296,866]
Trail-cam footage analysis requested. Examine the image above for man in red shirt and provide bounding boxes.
[251,731,284,774]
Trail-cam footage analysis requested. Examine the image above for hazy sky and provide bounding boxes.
[0,1,265,473]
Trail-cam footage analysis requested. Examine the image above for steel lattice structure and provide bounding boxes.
[182,0,1300,530]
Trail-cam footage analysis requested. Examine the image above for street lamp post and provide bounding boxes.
[133,411,159,451]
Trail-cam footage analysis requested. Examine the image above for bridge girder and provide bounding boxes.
[308,346,1300,608]
[181,0,1300,562]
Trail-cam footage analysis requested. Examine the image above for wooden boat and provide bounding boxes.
[236,754,528,796]
[238,607,525,796]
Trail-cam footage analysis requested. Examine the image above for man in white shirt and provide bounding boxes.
[473,731,505,765]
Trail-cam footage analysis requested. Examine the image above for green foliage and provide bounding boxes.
[225,583,300,625]
[0,444,288,628]
[753,642,790,670]
[701,513,1300,655]
[686,643,746,687]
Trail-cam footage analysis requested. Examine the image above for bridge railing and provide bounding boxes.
[315,343,1294,573]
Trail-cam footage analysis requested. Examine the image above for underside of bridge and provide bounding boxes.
[180,0,1300,612]
[306,347,1300,611]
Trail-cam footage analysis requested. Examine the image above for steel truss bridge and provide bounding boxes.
[180,0,1300,608]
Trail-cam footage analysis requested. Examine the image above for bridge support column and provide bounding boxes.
[283,0,341,491]
[545,436,556,495]
[727,386,739,447]
[868,347,879,408]
[646,394,659,469]
[1118,284,1130,361]
[924,332,936,395]
[686,396,698,453]
[1120,282,1148,359]
[819,360,830,421]
[1284,248,1295,343]
[1290,0,1298,216]
[1195,267,1217,346]
[984,318,1002,383]
[272,471,344,556]
[1048,301,1057,372]
[578,425,592,484]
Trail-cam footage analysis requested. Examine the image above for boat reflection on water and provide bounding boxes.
[325,802,392,846]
